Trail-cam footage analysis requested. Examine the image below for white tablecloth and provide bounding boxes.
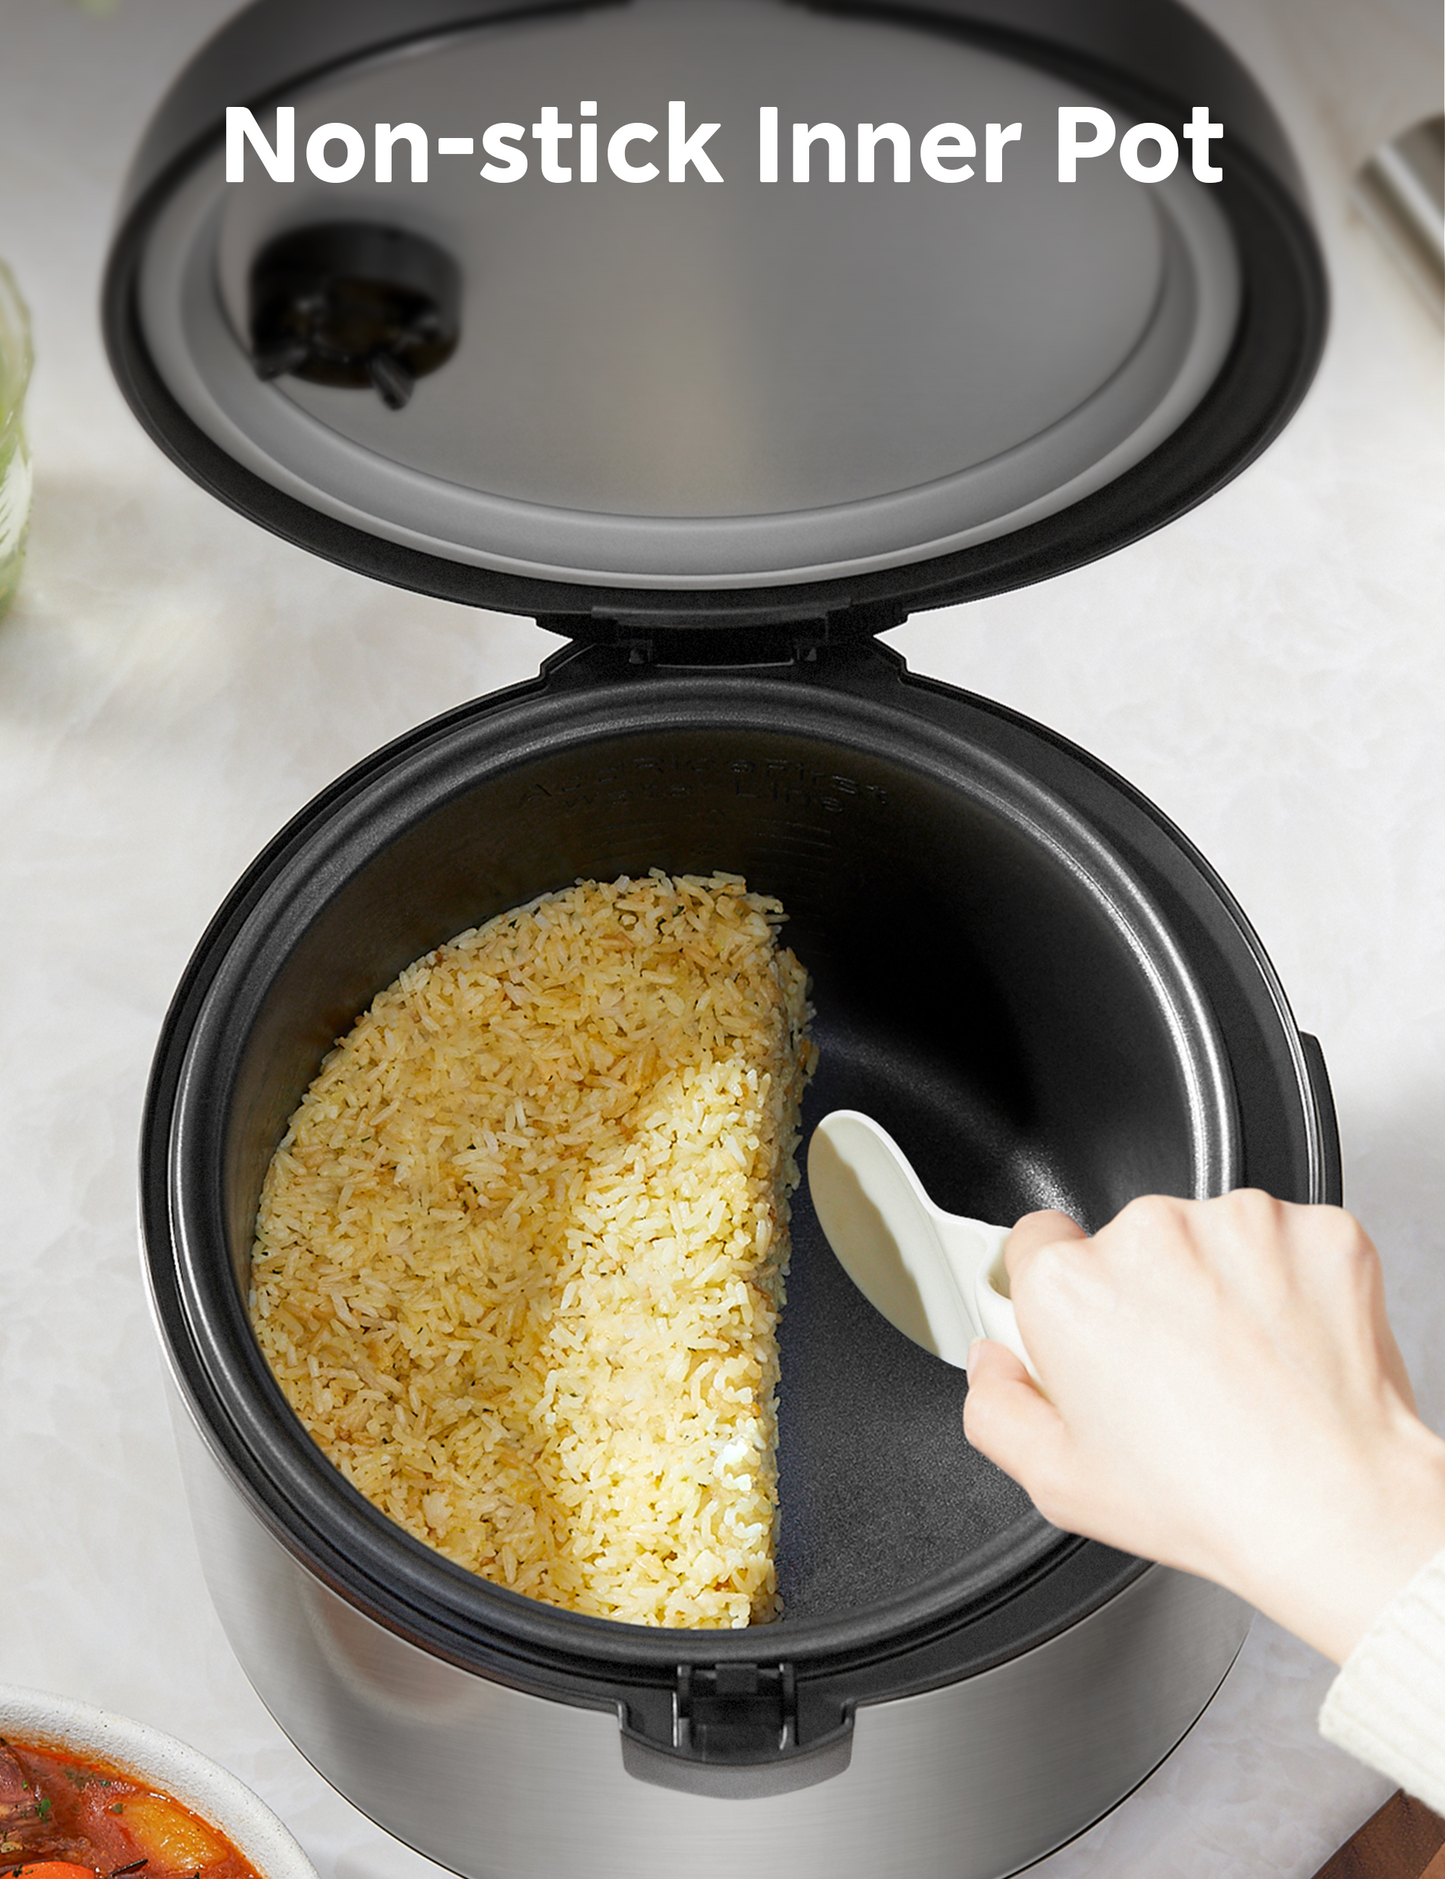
[1,2,1440,1873]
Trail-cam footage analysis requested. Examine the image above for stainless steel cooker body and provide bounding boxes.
[141,636,1338,1879]
[169,1389,1249,1879]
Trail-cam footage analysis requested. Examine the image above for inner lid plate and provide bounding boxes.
[135,0,1242,591]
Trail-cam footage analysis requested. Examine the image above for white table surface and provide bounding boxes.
[0,2,1440,1874]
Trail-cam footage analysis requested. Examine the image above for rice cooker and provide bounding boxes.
[105,3,1334,1875]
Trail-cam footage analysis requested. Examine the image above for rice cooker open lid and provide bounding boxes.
[104,0,1326,636]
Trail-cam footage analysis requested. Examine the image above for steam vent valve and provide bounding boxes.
[248,223,461,410]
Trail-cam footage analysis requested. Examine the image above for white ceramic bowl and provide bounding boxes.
[0,1685,319,1879]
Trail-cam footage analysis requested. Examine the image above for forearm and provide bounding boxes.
[1205,1414,1445,1666]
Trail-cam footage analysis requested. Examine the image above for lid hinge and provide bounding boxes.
[533,600,909,671]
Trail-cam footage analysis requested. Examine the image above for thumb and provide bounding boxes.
[1004,1207,1088,1283]
[963,1336,1067,1494]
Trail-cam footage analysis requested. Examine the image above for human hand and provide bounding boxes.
[962,1190,1445,1664]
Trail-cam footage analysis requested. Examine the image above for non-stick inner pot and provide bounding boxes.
[182,661,1231,1642]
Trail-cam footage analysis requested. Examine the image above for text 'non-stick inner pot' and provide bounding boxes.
[185,670,1231,1639]
[137,0,1240,589]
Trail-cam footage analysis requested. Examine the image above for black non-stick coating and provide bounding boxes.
[167,651,1237,1668]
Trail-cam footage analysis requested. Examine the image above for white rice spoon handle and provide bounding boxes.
[807,1110,1039,1383]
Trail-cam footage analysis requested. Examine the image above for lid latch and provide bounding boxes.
[618,1660,854,1798]
[676,1660,795,1760]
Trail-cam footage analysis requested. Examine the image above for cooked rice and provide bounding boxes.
[248,871,816,1628]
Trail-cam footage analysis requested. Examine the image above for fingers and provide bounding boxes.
[1004,1208,1087,1289]
[963,1335,1067,1503]
[965,1334,1029,1387]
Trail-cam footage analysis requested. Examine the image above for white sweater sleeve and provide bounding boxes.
[1318,1545,1445,1814]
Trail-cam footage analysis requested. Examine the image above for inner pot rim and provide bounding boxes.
[145,653,1244,1688]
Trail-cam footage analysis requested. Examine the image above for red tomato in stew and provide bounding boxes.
[0,1741,263,1879]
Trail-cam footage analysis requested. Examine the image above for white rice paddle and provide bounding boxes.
[807,1109,1039,1382]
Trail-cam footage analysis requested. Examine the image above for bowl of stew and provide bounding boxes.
[0,1687,317,1879]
